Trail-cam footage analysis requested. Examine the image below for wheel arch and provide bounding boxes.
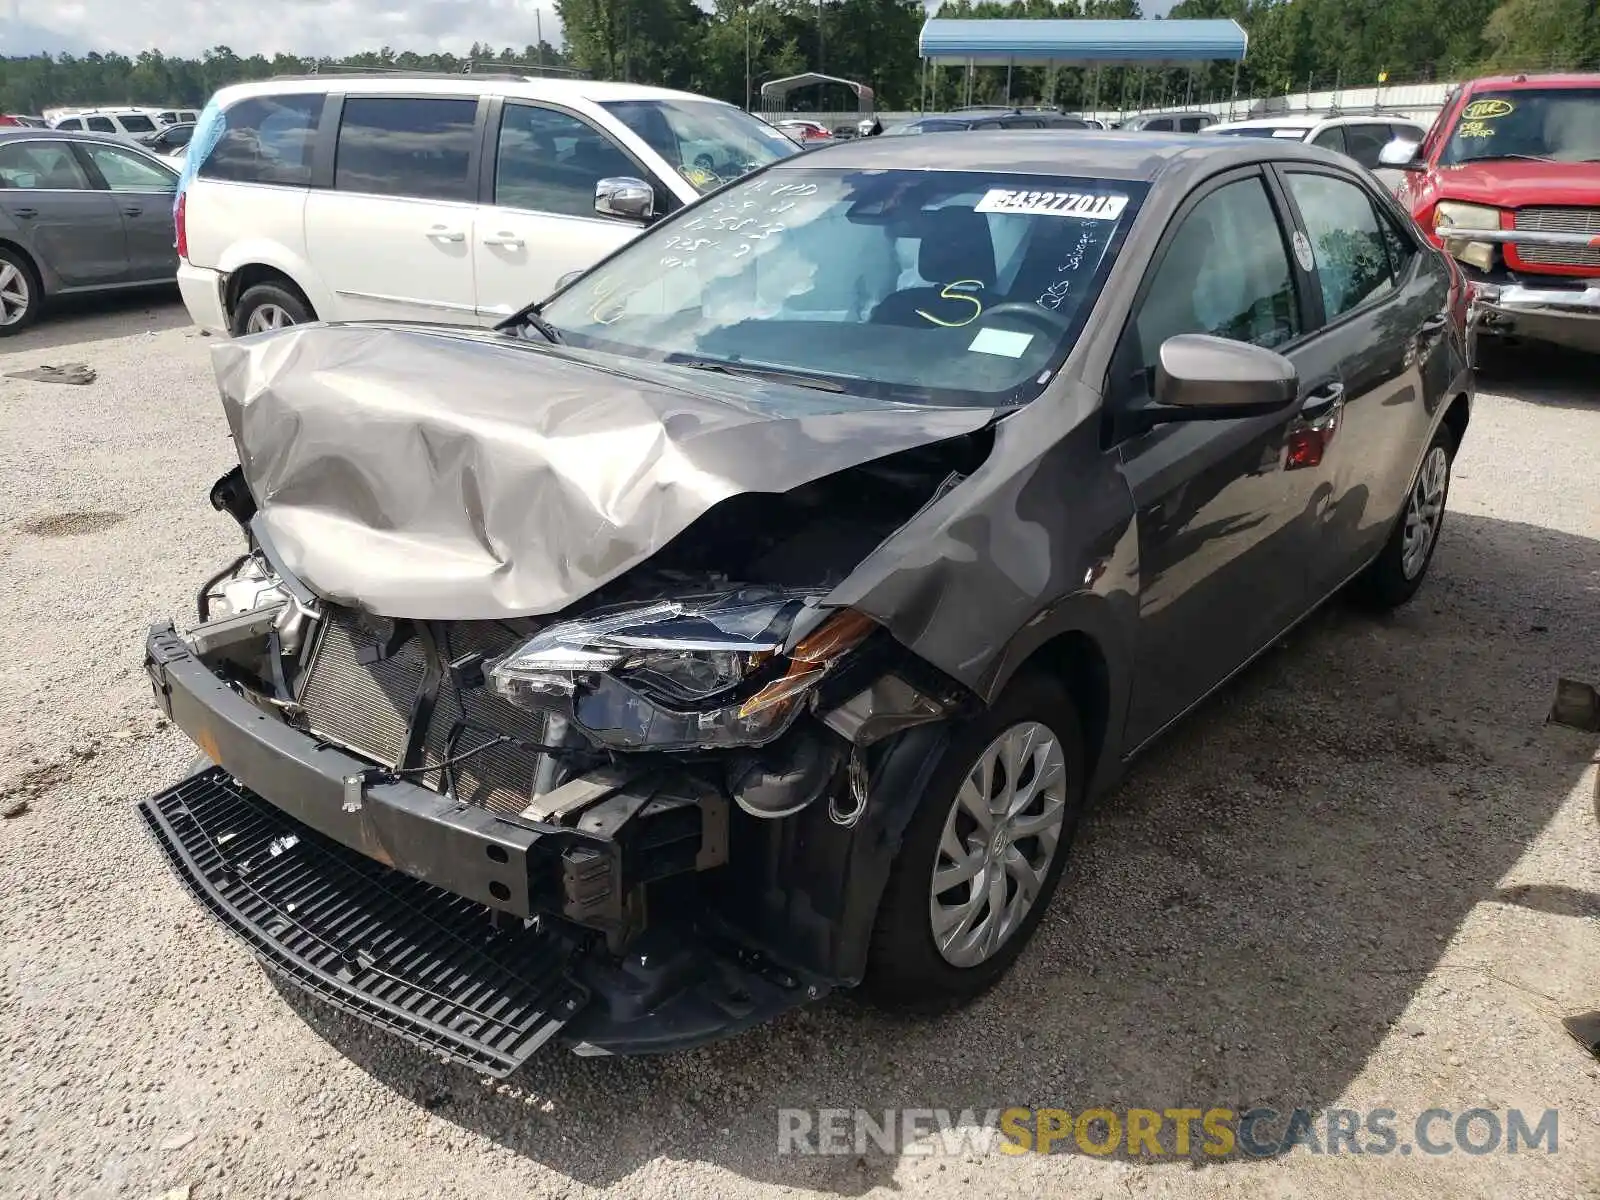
[977,593,1135,796]
[223,263,317,323]
[1441,389,1470,451]
[0,237,52,295]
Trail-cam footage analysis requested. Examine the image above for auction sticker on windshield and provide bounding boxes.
[975,189,1129,220]
[1463,98,1514,120]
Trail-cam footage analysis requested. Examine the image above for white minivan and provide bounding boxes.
[175,75,800,335]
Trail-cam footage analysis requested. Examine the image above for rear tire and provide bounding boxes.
[230,282,312,337]
[0,246,42,336]
[863,670,1086,1013]
[1351,422,1457,611]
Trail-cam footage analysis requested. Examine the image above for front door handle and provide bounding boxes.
[1300,381,1345,422]
[426,224,465,243]
[122,204,143,216]
[481,232,525,249]
[11,207,37,219]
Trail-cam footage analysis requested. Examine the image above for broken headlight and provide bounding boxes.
[488,590,875,751]
[1433,201,1502,272]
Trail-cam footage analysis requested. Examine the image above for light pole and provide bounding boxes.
[745,1,753,113]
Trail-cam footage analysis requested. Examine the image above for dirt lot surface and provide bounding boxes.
[1,294,1597,1200]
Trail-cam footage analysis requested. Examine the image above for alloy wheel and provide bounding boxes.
[0,263,30,326]
[1401,445,1450,580]
[245,303,295,333]
[929,720,1068,969]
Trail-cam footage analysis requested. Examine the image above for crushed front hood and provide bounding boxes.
[213,324,996,620]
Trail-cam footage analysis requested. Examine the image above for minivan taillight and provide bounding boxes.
[175,190,187,261]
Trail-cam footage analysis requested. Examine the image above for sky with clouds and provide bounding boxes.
[0,0,1169,62]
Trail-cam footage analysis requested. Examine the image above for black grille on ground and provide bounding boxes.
[423,622,550,815]
[139,768,587,1076]
[296,610,426,767]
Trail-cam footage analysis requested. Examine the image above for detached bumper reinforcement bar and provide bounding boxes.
[139,767,589,1077]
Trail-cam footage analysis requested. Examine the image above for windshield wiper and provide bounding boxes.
[667,357,846,393]
[1470,152,1558,163]
[520,307,562,345]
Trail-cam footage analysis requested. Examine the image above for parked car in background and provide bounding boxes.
[141,130,1470,1070]
[0,114,47,128]
[776,118,833,144]
[176,75,799,335]
[887,110,1089,135]
[154,108,200,126]
[1118,110,1217,132]
[1383,73,1600,356]
[47,108,162,139]
[1209,113,1431,192]
[137,122,194,157]
[0,128,179,333]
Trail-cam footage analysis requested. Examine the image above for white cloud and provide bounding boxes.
[0,0,564,59]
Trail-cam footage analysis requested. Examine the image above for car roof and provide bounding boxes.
[770,129,1348,182]
[1465,72,1600,90]
[210,74,725,109]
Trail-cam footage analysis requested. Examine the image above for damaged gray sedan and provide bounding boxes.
[141,133,1472,1072]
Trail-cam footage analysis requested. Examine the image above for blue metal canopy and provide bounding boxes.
[918,18,1248,67]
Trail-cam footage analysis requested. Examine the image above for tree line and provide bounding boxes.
[1,0,1596,118]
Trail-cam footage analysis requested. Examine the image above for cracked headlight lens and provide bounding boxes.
[488,590,875,751]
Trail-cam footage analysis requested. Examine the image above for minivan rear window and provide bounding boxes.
[199,93,323,186]
[120,114,156,133]
[334,96,478,202]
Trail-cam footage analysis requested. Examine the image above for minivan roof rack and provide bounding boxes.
[266,70,541,83]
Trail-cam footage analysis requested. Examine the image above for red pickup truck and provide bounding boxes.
[1384,73,1600,356]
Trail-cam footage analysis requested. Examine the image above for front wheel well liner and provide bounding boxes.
[1441,391,1470,450]
[225,265,315,321]
[1017,629,1111,783]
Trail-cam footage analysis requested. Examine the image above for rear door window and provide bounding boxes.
[119,114,156,134]
[86,117,115,133]
[201,93,323,186]
[334,96,477,202]
[1178,116,1209,133]
[1310,126,1347,154]
[0,141,91,189]
[80,143,176,192]
[1144,118,1174,131]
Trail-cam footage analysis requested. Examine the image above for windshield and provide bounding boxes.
[120,114,156,133]
[1214,125,1309,139]
[539,168,1141,407]
[1441,89,1600,164]
[601,99,798,194]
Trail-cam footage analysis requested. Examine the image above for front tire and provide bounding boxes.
[230,282,312,337]
[863,671,1085,1013]
[1352,423,1457,610]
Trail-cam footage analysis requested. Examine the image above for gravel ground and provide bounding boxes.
[1,295,1597,1200]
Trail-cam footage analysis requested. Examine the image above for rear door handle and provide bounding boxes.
[11,207,37,219]
[426,224,465,243]
[122,204,143,216]
[1419,312,1449,334]
[481,232,525,249]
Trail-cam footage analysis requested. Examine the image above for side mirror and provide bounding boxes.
[1378,137,1425,170]
[595,176,655,223]
[1149,334,1298,421]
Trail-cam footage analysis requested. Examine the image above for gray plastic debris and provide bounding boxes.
[5,362,96,385]
[1547,677,1600,732]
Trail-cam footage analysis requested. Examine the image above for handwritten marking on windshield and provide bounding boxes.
[917,281,986,328]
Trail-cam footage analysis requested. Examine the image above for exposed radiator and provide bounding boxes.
[296,610,426,767]
[294,608,548,815]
